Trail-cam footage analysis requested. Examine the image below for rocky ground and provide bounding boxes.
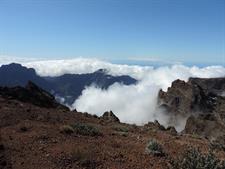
[1,79,225,169]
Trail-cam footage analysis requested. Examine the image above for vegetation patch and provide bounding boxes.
[210,141,225,152]
[71,123,101,136]
[60,125,74,134]
[112,125,129,132]
[170,148,225,169]
[71,147,100,168]
[146,139,165,156]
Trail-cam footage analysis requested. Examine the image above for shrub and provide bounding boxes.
[71,123,101,136]
[70,148,98,168]
[71,148,90,162]
[60,125,74,134]
[171,148,225,169]
[210,141,225,152]
[146,139,164,156]
[113,125,129,132]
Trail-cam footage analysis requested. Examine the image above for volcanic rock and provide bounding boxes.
[158,77,225,143]
[101,111,120,122]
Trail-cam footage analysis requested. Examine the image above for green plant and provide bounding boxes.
[70,148,98,168]
[60,125,74,134]
[171,148,225,169]
[71,123,101,136]
[191,133,202,139]
[71,148,89,162]
[146,139,164,156]
[113,125,129,132]
[210,141,225,152]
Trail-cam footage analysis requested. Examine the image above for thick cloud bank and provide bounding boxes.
[71,63,225,130]
[1,57,225,130]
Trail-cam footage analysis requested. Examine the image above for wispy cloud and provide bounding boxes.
[0,55,40,64]
[126,56,182,65]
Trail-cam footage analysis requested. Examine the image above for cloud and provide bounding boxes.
[1,56,225,130]
[73,83,160,125]
[72,64,225,131]
[126,56,182,65]
[0,55,39,65]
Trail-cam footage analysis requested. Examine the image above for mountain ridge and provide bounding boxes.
[0,63,137,105]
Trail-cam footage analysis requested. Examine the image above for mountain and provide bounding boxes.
[0,63,137,105]
[0,63,51,90]
[45,68,137,104]
[158,77,225,144]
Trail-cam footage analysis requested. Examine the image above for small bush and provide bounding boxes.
[117,131,128,137]
[146,139,164,156]
[71,148,90,162]
[71,148,98,168]
[191,133,202,139]
[71,123,101,136]
[113,125,129,132]
[60,125,74,134]
[210,141,225,152]
[171,148,225,169]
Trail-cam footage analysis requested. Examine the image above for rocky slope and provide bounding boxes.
[158,77,225,144]
[1,81,225,169]
[0,81,68,110]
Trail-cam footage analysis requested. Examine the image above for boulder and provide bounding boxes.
[166,126,177,135]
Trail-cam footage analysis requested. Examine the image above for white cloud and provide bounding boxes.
[73,83,160,125]
[1,56,225,130]
[72,63,225,131]
[0,55,39,64]
[126,56,182,65]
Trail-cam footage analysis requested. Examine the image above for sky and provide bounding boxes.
[0,0,224,65]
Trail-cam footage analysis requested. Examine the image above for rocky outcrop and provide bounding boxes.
[158,77,225,144]
[159,79,215,116]
[144,120,166,131]
[101,111,120,122]
[184,115,225,140]
[0,81,68,110]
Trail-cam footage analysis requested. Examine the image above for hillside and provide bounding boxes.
[1,81,225,169]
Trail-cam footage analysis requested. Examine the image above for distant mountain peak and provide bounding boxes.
[0,63,35,72]
[94,68,109,74]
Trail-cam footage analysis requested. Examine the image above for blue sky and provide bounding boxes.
[0,0,224,64]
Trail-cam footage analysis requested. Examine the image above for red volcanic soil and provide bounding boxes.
[1,96,225,169]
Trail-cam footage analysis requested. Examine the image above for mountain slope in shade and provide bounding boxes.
[0,63,51,91]
[45,69,137,104]
[0,63,137,105]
